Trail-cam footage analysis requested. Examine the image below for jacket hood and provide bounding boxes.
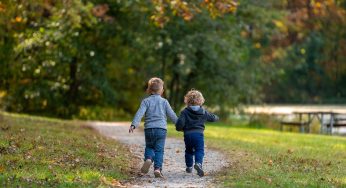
[186,106,205,116]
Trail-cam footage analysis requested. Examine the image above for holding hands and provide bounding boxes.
[129,125,135,133]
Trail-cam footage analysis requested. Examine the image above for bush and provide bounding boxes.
[248,114,281,130]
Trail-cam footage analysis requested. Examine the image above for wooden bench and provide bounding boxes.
[322,114,346,134]
[280,112,313,133]
[280,121,310,133]
[326,119,346,127]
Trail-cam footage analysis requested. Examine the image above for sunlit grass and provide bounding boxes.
[0,112,132,187]
[168,123,346,187]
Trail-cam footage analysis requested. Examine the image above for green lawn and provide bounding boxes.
[168,123,346,188]
[0,112,133,187]
[1,112,345,187]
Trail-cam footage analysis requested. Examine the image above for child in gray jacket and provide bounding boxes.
[129,77,177,178]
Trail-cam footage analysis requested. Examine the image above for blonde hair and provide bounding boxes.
[146,77,164,94]
[184,89,205,106]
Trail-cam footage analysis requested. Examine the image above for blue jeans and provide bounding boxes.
[144,128,166,170]
[184,132,204,167]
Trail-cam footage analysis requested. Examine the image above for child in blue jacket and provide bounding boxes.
[176,89,219,177]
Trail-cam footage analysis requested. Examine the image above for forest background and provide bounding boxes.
[1,0,345,120]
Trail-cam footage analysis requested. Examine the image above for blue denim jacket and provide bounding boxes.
[131,94,178,129]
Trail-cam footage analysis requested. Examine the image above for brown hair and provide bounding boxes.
[184,89,205,106]
[146,77,164,94]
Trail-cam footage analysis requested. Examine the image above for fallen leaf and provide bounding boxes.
[0,125,9,131]
[268,160,273,166]
[266,177,272,184]
[38,146,44,150]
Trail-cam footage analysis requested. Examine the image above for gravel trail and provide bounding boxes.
[90,122,229,188]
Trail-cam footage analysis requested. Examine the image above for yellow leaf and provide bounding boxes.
[15,16,22,23]
[315,2,322,8]
[0,91,6,98]
[229,6,236,12]
[268,159,273,166]
[240,31,247,37]
[42,100,47,107]
[273,20,284,28]
[0,4,5,12]
[128,68,134,74]
[38,146,44,150]
[300,48,306,54]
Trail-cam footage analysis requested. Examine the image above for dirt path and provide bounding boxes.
[90,122,229,188]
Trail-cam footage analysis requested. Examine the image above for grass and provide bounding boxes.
[0,112,133,187]
[1,111,345,187]
[167,123,346,188]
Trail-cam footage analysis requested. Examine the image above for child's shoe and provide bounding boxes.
[194,163,204,177]
[140,159,152,174]
[186,167,193,173]
[154,169,164,178]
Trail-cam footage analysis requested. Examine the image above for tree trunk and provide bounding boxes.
[66,57,79,116]
[173,73,181,110]
[160,33,167,81]
[69,57,78,100]
[169,73,179,110]
[168,55,181,110]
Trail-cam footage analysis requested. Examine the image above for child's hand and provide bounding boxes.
[129,125,135,133]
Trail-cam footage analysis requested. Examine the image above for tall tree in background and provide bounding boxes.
[264,0,346,103]
[0,0,117,117]
[0,0,345,120]
[107,0,284,118]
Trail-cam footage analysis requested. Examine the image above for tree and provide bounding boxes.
[1,0,345,120]
[263,0,346,103]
